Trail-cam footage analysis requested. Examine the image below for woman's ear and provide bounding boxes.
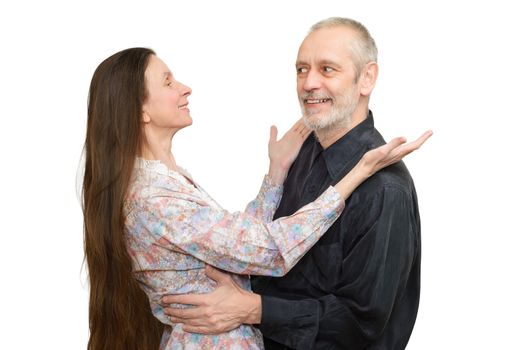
[142,110,151,123]
[359,62,378,96]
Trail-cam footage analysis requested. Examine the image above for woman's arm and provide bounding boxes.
[135,131,432,276]
[245,119,310,222]
[266,119,311,184]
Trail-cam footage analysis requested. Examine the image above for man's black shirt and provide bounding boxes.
[252,112,421,349]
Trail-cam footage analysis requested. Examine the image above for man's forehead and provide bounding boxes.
[296,34,353,64]
[301,26,357,53]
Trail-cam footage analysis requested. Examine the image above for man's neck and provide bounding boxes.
[315,126,352,149]
[315,106,369,149]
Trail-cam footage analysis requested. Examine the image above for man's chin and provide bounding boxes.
[304,113,327,130]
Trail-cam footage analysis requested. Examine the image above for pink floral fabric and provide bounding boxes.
[124,158,344,349]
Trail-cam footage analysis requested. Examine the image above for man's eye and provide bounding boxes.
[323,67,334,73]
[166,81,173,86]
[297,67,307,74]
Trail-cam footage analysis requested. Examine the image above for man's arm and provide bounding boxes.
[164,186,418,348]
[256,186,418,348]
[162,265,262,334]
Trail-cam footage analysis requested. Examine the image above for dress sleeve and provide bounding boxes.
[134,180,344,277]
[244,175,284,223]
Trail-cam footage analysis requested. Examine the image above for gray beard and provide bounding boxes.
[300,91,358,133]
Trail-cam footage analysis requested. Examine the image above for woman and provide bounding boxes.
[82,47,430,349]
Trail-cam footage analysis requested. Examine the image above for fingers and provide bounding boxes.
[170,315,213,331]
[362,130,432,175]
[291,118,303,131]
[403,130,432,150]
[299,126,312,138]
[394,130,433,158]
[293,120,311,139]
[204,265,231,284]
[380,137,407,155]
[269,125,277,143]
[386,130,432,155]
[162,293,205,306]
[273,118,311,142]
[182,324,228,335]
[381,130,433,166]
[410,130,433,149]
[164,305,201,319]
[182,325,213,334]
[166,309,225,334]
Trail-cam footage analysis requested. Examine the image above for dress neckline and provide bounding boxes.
[135,157,196,187]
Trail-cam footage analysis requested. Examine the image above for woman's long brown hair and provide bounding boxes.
[82,47,164,349]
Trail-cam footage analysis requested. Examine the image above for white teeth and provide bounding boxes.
[305,98,329,104]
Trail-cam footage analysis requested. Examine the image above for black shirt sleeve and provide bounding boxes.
[258,185,419,349]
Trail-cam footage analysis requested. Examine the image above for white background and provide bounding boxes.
[1,0,523,348]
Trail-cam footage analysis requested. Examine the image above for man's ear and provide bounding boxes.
[359,62,378,96]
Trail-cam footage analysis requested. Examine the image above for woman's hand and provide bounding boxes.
[358,130,433,178]
[335,130,433,199]
[267,119,311,184]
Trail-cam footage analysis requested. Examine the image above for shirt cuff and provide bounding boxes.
[320,185,345,219]
[263,174,284,192]
[259,295,320,348]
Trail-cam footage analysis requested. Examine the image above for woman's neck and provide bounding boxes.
[140,127,177,171]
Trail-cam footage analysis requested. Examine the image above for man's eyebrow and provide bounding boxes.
[295,59,341,67]
[162,71,173,79]
[318,59,341,67]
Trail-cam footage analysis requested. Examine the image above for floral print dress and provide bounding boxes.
[124,158,344,349]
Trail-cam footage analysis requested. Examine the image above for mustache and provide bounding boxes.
[300,92,333,100]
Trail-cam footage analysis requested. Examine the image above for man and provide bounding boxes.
[163,17,422,349]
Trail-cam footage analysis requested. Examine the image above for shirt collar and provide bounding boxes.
[321,110,376,180]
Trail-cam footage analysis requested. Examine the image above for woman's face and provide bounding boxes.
[142,55,192,131]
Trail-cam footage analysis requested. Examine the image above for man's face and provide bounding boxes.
[296,26,361,131]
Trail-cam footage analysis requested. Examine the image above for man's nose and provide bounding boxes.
[302,70,322,91]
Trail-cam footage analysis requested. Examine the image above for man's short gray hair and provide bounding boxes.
[309,17,378,75]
